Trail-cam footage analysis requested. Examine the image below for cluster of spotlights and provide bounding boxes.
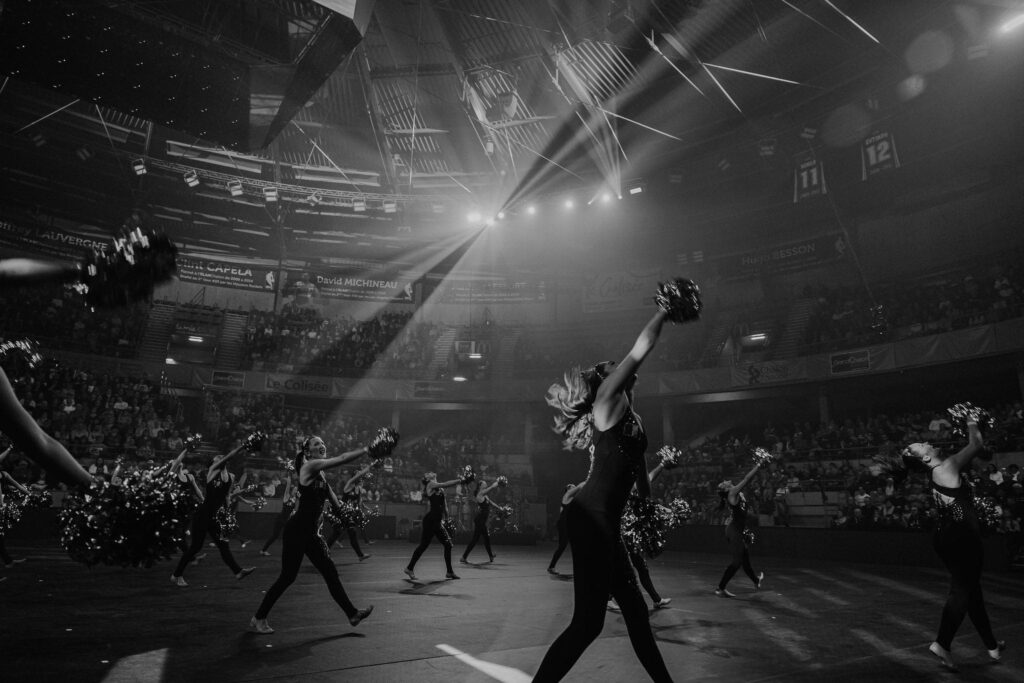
[465,186,639,225]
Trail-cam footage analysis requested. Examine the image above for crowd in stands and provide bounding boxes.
[242,305,438,378]
[1,361,184,484]
[0,283,147,358]
[804,260,1023,355]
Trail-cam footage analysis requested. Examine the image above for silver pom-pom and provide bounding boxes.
[657,445,684,470]
[654,277,703,323]
[243,431,268,452]
[58,466,196,567]
[742,529,756,546]
[496,475,508,488]
[0,338,44,368]
[751,447,774,467]
[184,434,202,451]
[366,426,400,459]
[621,496,684,558]
[459,465,476,485]
[947,402,995,436]
[441,516,457,539]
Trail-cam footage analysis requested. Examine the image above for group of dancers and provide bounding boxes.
[0,251,1009,680]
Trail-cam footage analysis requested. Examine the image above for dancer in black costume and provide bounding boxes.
[715,458,766,597]
[323,464,373,561]
[903,422,1005,671]
[460,479,500,564]
[250,432,393,634]
[534,296,692,682]
[611,460,676,611]
[547,482,584,574]
[259,476,294,556]
[156,445,205,560]
[405,471,466,580]
[171,443,254,586]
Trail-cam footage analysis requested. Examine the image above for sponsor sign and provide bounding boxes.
[582,268,661,313]
[726,234,847,278]
[264,373,332,397]
[441,278,547,304]
[830,349,872,375]
[284,269,415,303]
[177,256,278,292]
[211,370,245,388]
[731,359,807,386]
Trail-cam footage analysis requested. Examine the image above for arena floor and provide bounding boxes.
[2,539,1022,682]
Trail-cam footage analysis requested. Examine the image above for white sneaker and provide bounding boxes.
[714,588,735,598]
[654,598,672,609]
[171,575,188,587]
[259,550,270,556]
[249,617,274,634]
[607,599,621,612]
[755,571,765,589]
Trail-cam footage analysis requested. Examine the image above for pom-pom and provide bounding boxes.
[973,496,1002,535]
[621,496,683,558]
[184,434,202,451]
[657,445,684,470]
[243,431,268,452]
[459,465,476,485]
[214,505,239,539]
[366,426,399,459]
[742,529,756,546]
[74,229,178,309]
[654,277,703,323]
[493,504,513,520]
[751,447,774,467]
[496,475,508,488]
[58,466,196,567]
[441,516,457,539]
[370,458,385,470]
[947,402,995,436]
[19,488,53,509]
[0,500,24,534]
[325,504,369,529]
[277,456,295,472]
[251,496,267,512]
[0,338,44,368]
[667,497,692,524]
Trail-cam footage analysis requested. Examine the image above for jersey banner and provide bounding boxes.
[861,130,901,180]
[793,153,827,203]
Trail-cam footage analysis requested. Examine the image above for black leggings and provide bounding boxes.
[0,535,11,564]
[718,526,758,589]
[533,504,672,682]
[462,512,492,560]
[255,518,357,620]
[934,528,997,650]
[261,508,291,552]
[324,524,365,558]
[548,513,569,570]
[407,512,453,573]
[630,552,662,603]
[173,509,242,578]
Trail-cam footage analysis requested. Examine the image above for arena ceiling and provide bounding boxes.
[1,0,1022,269]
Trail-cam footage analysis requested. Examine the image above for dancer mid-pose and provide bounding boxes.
[715,458,766,597]
[547,482,584,574]
[323,465,373,561]
[535,276,700,682]
[250,431,395,634]
[611,460,676,611]
[171,444,254,586]
[405,471,466,580]
[260,476,294,556]
[460,479,500,564]
[904,420,1005,671]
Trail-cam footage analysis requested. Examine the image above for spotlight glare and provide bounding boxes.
[467,211,482,223]
[564,199,574,209]
[628,186,643,195]
[496,211,506,220]
[601,192,612,203]
[452,375,468,382]
[1000,13,1024,33]
[526,205,536,215]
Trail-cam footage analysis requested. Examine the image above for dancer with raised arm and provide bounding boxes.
[170,438,258,586]
[323,464,374,561]
[547,482,584,575]
[902,405,1005,671]
[533,277,701,682]
[260,476,295,556]
[0,447,30,567]
[460,477,503,564]
[715,449,771,597]
[405,468,473,581]
[249,428,397,634]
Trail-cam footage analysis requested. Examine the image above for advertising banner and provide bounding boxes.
[283,268,415,303]
[211,370,246,388]
[725,233,847,279]
[0,219,109,260]
[441,278,547,304]
[264,373,333,397]
[582,268,661,313]
[731,359,807,387]
[177,255,278,292]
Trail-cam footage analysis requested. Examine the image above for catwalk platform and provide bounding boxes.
[2,539,1022,682]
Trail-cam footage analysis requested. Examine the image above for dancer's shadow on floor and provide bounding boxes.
[547,572,573,581]
[400,579,472,598]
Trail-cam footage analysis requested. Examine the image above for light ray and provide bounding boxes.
[654,33,706,96]
[699,62,742,113]
[821,0,880,43]
[779,0,847,40]
[704,63,802,85]
[435,644,532,683]
[15,98,81,133]
[597,108,681,141]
